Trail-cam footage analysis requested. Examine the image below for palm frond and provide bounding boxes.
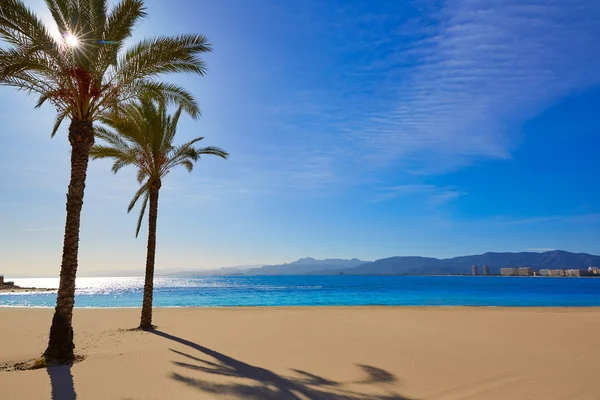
[163,104,183,147]
[127,180,149,213]
[94,125,131,149]
[51,109,70,137]
[34,92,50,108]
[163,141,228,175]
[196,146,229,159]
[110,158,130,174]
[89,145,139,175]
[134,191,148,238]
[105,0,146,45]
[136,168,147,184]
[114,34,211,87]
[90,0,108,41]
[0,48,64,83]
[1,0,59,51]
[93,0,146,76]
[138,81,200,118]
[180,160,194,172]
[0,72,71,112]
[43,0,71,35]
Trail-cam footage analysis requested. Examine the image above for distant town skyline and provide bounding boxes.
[1,0,600,276]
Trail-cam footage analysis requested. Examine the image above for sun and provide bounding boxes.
[65,34,79,47]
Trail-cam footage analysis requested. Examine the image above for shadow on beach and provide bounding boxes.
[149,329,413,400]
[47,363,77,400]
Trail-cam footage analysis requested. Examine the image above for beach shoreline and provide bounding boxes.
[2,304,600,309]
[1,306,599,400]
[0,285,55,293]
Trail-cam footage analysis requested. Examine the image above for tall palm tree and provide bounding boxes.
[0,0,211,361]
[91,96,228,329]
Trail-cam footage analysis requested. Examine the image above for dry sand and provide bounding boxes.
[0,307,599,400]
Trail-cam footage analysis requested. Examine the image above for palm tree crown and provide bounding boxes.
[91,96,229,236]
[0,0,208,133]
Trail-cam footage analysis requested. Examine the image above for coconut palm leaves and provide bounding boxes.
[91,96,228,328]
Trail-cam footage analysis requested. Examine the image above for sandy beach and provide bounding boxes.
[0,307,599,400]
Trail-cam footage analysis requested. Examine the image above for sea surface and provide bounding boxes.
[1,275,600,308]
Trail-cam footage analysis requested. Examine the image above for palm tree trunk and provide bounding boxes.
[139,180,161,329]
[44,120,94,362]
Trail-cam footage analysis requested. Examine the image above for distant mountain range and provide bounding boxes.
[248,251,600,276]
[326,250,600,275]
[244,258,366,275]
[164,250,600,277]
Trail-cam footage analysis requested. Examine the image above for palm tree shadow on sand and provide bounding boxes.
[47,364,76,400]
[149,330,413,400]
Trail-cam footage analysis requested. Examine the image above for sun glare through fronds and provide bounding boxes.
[65,34,79,47]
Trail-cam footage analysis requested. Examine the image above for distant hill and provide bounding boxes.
[73,251,600,278]
[322,250,600,275]
[245,258,367,275]
[166,265,263,276]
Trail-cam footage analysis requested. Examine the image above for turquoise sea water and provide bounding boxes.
[1,276,599,308]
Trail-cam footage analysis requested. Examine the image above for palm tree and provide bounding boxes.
[0,0,211,361]
[91,96,228,329]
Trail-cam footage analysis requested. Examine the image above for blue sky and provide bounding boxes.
[1,0,600,275]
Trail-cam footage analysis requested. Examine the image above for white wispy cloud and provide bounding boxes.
[253,0,600,194]
[469,213,600,227]
[354,0,600,170]
[373,184,465,204]
[524,248,556,252]
[428,190,464,206]
[373,184,432,202]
